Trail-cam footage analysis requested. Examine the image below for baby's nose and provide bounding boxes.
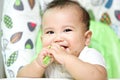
[53,35,64,43]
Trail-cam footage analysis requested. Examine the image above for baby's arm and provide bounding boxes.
[63,55,107,80]
[17,59,45,77]
[17,48,52,78]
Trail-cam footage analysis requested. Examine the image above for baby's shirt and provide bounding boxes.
[44,46,106,78]
[79,46,106,68]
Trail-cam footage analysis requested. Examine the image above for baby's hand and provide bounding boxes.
[36,48,54,68]
[48,43,70,65]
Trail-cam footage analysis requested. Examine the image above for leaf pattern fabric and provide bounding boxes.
[7,51,18,67]
[1,0,41,77]
[25,39,33,49]
[10,32,23,44]
[14,0,24,11]
[4,15,13,29]
[77,0,120,38]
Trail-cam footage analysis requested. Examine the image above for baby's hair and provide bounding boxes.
[44,0,90,30]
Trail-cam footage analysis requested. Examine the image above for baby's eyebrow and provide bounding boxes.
[62,25,75,29]
[43,27,54,31]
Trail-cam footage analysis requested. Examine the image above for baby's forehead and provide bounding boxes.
[43,5,87,24]
[48,4,82,11]
[44,5,83,17]
[43,7,84,24]
[43,6,83,22]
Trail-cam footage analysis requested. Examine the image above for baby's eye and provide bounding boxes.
[46,31,54,34]
[64,29,72,32]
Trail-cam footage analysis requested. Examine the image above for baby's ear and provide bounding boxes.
[84,30,92,46]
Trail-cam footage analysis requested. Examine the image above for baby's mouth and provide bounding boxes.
[60,45,68,50]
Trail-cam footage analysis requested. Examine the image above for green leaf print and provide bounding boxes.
[7,51,18,67]
[15,0,21,6]
[4,15,13,29]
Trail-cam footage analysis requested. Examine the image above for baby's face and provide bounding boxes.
[41,6,91,56]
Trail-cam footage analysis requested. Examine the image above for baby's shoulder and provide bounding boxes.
[79,47,106,68]
[81,46,101,55]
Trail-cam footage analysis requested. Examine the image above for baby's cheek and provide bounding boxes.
[42,40,50,47]
[42,36,53,46]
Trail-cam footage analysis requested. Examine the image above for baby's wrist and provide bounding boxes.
[35,58,46,69]
[62,54,72,68]
[60,54,68,67]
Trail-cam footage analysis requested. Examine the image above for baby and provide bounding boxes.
[17,0,107,80]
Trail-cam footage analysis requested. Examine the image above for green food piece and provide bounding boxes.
[43,56,51,65]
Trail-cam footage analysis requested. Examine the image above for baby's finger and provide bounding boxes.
[50,43,62,51]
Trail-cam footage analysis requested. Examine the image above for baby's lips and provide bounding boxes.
[60,45,68,50]
[66,47,70,53]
